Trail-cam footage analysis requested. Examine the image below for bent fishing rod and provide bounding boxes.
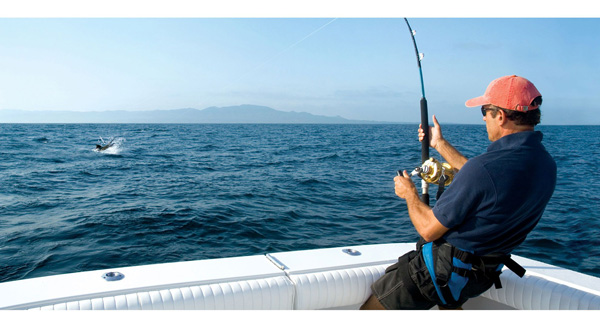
[402,19,456,205]
[403,18,430,206]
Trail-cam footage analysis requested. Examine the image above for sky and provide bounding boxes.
[1,2,599,124]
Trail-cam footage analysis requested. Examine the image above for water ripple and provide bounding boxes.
[0,124,598,283]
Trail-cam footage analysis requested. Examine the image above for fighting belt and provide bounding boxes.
[410,239,526,308]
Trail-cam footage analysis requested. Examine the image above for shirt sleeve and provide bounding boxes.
[432,159,494,229]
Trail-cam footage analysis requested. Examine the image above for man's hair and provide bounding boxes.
[488,96,542,126]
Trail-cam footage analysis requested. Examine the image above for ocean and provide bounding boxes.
[1,123,599,283]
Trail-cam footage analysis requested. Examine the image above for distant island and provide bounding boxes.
[0,105,394,124]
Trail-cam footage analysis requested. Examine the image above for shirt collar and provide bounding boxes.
[487,131,543,152]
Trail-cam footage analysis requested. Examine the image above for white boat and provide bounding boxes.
[1,243,599,310]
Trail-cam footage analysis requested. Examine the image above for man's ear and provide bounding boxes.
[497,109,507,126]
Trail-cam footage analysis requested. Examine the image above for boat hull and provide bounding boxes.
[1,243,599,310]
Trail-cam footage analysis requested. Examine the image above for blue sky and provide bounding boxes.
[1,4,599,124]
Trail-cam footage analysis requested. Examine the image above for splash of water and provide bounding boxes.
[94,137,125,155]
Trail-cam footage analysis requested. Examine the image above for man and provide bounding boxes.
[361,75,557,310]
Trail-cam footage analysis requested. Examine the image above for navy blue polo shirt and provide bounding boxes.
[432,131,557,256]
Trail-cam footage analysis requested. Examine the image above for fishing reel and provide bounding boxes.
[411,157,456,187]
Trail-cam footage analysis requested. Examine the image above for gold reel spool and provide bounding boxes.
[413,158,455,186]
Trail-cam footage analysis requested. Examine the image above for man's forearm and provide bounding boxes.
[404,190,448,242]
[435,139,468,170]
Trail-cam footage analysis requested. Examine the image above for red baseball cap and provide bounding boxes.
[465,75,542,112]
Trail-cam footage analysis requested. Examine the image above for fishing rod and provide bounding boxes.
[403,18,430,206]
[402,19,456,204]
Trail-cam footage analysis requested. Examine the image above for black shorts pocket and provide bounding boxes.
[408,250,439,302]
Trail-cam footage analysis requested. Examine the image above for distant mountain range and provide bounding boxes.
[0,105,392,124]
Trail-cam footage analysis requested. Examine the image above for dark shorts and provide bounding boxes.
[370,250,436,310]
[371,242,497,310]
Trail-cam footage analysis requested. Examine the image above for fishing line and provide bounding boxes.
[196,18,338,109]
[239,18,338,82]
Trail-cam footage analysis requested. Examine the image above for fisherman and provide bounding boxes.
[361,75,557,310]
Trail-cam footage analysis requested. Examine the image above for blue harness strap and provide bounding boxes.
[448,257,472,301]
[422,242,447,305]
[423,242,474,304]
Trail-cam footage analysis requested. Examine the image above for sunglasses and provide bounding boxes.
[481,107,506,117]
[481,107,489,116]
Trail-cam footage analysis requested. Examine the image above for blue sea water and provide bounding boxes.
[1,123,599,283]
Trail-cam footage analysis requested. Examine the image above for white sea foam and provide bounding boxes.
[94,137,125,154]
